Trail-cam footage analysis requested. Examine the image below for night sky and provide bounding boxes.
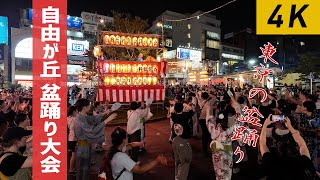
[0,0,255,35]
[1,0,319,48]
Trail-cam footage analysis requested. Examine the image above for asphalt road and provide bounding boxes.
[68,119,265,180]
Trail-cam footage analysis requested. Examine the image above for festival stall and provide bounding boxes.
[95,31,167,102]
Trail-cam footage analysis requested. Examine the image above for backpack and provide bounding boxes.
[98,153,125,180]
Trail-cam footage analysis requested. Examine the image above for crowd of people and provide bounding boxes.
[0,82,319,180]
[0,89,33,180]
[166,83,320,179]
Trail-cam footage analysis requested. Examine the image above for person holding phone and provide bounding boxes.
[260,115,318,179]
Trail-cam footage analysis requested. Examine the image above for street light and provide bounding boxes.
[249,60,256,65]
[157,20,164,48]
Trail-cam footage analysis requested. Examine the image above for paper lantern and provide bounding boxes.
[121,77,126,85]
[127,64,132,73]
[143,37,148,47]
[104,35,110,44]
[137,77,142,85]
[122,64,127,73]
[153,38,158,47]
[147,77,152,85]
[148,38,153,47]
[153,65,158,73]
[126,36,132,46]
[132,37,138,46]
[110,35,116,45]
[152,77,158,85]
[121,36,126,45]
[143,64,148,73]
[143,77,147,85]
[115,35,121,45]
[138,64,143,73]
[127,77,132,85]
[138,37,143,46]
[110,64,115,73]
[132,64,137,73]
[148,65,152,73]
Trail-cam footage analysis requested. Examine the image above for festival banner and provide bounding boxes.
[32,0,67,179]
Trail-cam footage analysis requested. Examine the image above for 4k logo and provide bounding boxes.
[268,4,309,28]
[256,0,320,35]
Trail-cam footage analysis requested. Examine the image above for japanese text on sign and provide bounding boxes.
[33,1,67,178]
[40,6,62,173]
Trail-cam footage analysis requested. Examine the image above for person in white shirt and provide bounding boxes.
[67,106,78,174]
[127,102,150,161]
[137,102,153,151]
[108,127,167,180]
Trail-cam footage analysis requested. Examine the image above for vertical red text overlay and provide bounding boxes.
[32,0,67,179]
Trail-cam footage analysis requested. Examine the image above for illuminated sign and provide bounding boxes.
[67,39,89,56]
[102,32,160,48]
[81,11,113,25]
[164,25,172,29]
[0,16,8,44]
[177,48,202,61]
[67,16,82,29]
[28,9,82,29]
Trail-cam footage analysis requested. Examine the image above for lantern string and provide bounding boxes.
[163,0,237,22]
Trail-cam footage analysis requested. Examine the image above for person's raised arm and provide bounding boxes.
[12,96,20,113]
[284,117,311,159]
[260,114,274,156]
[125,142,143,151]
[2,99,12,113]
[131,155,167,174]
[103,113,118,125]
[284,91,302,106]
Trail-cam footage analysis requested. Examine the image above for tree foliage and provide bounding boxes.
[98,11,156,61]
[295,53,320,80]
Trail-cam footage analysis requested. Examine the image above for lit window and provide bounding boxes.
[206,40,220,49]
[206,31,220,40]
[221,53,244,60]
[188,24,191,29]
[165,39,173,47]
[188,33,191,38]
[187,43,190,47]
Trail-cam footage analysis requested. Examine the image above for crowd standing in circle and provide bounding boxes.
[0,83,318,180]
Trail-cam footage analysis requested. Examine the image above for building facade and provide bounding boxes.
[219,44,244,74]
[9,9,113,86]
[149,10,221,84]
[223,28,259,63]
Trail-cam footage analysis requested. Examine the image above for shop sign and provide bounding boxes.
[67,39,89,56]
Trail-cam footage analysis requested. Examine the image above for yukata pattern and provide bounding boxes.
[207,118,234,180]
